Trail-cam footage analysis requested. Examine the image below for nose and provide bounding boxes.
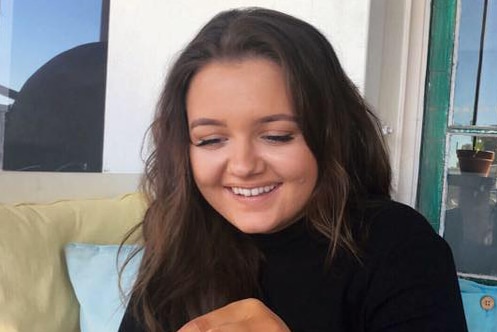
[227,140,265,177]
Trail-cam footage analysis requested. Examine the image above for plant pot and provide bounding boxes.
[456,149,495,176]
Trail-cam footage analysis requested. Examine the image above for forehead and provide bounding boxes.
[186,58,294,121]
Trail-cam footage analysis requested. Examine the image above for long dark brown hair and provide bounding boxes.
[122,7,391,332]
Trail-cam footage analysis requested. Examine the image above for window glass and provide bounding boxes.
[0,0,108,172]
[476,0,497,126]
[452,0,485,126]
[445,134,497,277]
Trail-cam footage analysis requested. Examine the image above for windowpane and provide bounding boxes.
[444,134,497,277]
[476,0,497,126]
[0,0,108,172]
[452,0,485,126]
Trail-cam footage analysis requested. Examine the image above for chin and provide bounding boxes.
[231,219,283,234]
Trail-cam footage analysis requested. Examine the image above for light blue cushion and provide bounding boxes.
[65,243,143,332]
[459,278,497,332]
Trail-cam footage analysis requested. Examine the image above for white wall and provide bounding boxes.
[103,0,372,173]
[364,0,431,206]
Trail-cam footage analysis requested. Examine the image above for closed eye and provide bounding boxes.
[263,134,294,143]
[194,137,227,147]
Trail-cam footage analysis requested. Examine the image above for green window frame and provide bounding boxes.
[417,0,457,230]
[418,0,497,282]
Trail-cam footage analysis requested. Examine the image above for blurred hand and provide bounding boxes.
[177,298,291,332]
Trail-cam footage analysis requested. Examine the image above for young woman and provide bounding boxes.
[119,8,467,332]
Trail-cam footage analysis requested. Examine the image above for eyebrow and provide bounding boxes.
[256,114,296,124]
[190,114,296,130]
[190,118,227,129]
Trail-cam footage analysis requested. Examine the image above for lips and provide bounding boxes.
[229,184,279,197]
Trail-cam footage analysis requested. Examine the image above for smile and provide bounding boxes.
[229,184,279,197]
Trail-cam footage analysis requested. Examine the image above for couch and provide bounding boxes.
[1,193,496,332]
[0,193,146,332]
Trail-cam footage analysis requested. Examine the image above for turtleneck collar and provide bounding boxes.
[249,219,320,253]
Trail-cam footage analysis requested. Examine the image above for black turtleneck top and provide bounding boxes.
[119,200,467,331]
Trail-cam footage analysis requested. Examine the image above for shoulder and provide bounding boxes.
[359,200,442,256]
[355,200,458,277]
[355,201,467,330]
[364,199,434,234]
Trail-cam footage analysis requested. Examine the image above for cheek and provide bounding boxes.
[263,146,318,184]
[189,148,226,187]
[294,158,318,188]
[290,156,317,199]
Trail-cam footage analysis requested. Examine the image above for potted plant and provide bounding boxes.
[456,138,495,176]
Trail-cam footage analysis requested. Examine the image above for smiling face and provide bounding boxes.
[187,58,318,234]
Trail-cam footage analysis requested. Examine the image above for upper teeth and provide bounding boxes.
[231,184,277,197]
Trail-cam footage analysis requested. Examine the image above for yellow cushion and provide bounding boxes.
[0,193,147,332]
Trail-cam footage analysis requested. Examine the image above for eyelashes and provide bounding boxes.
[193,134,295,147]
[262,134,294,143]
[195,137,226,147]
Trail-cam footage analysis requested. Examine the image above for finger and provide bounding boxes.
[176,298,266,332]
[176,315,239,332]
[178,321,247,332]
[178,317,272,332]
[206,319,286,332]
